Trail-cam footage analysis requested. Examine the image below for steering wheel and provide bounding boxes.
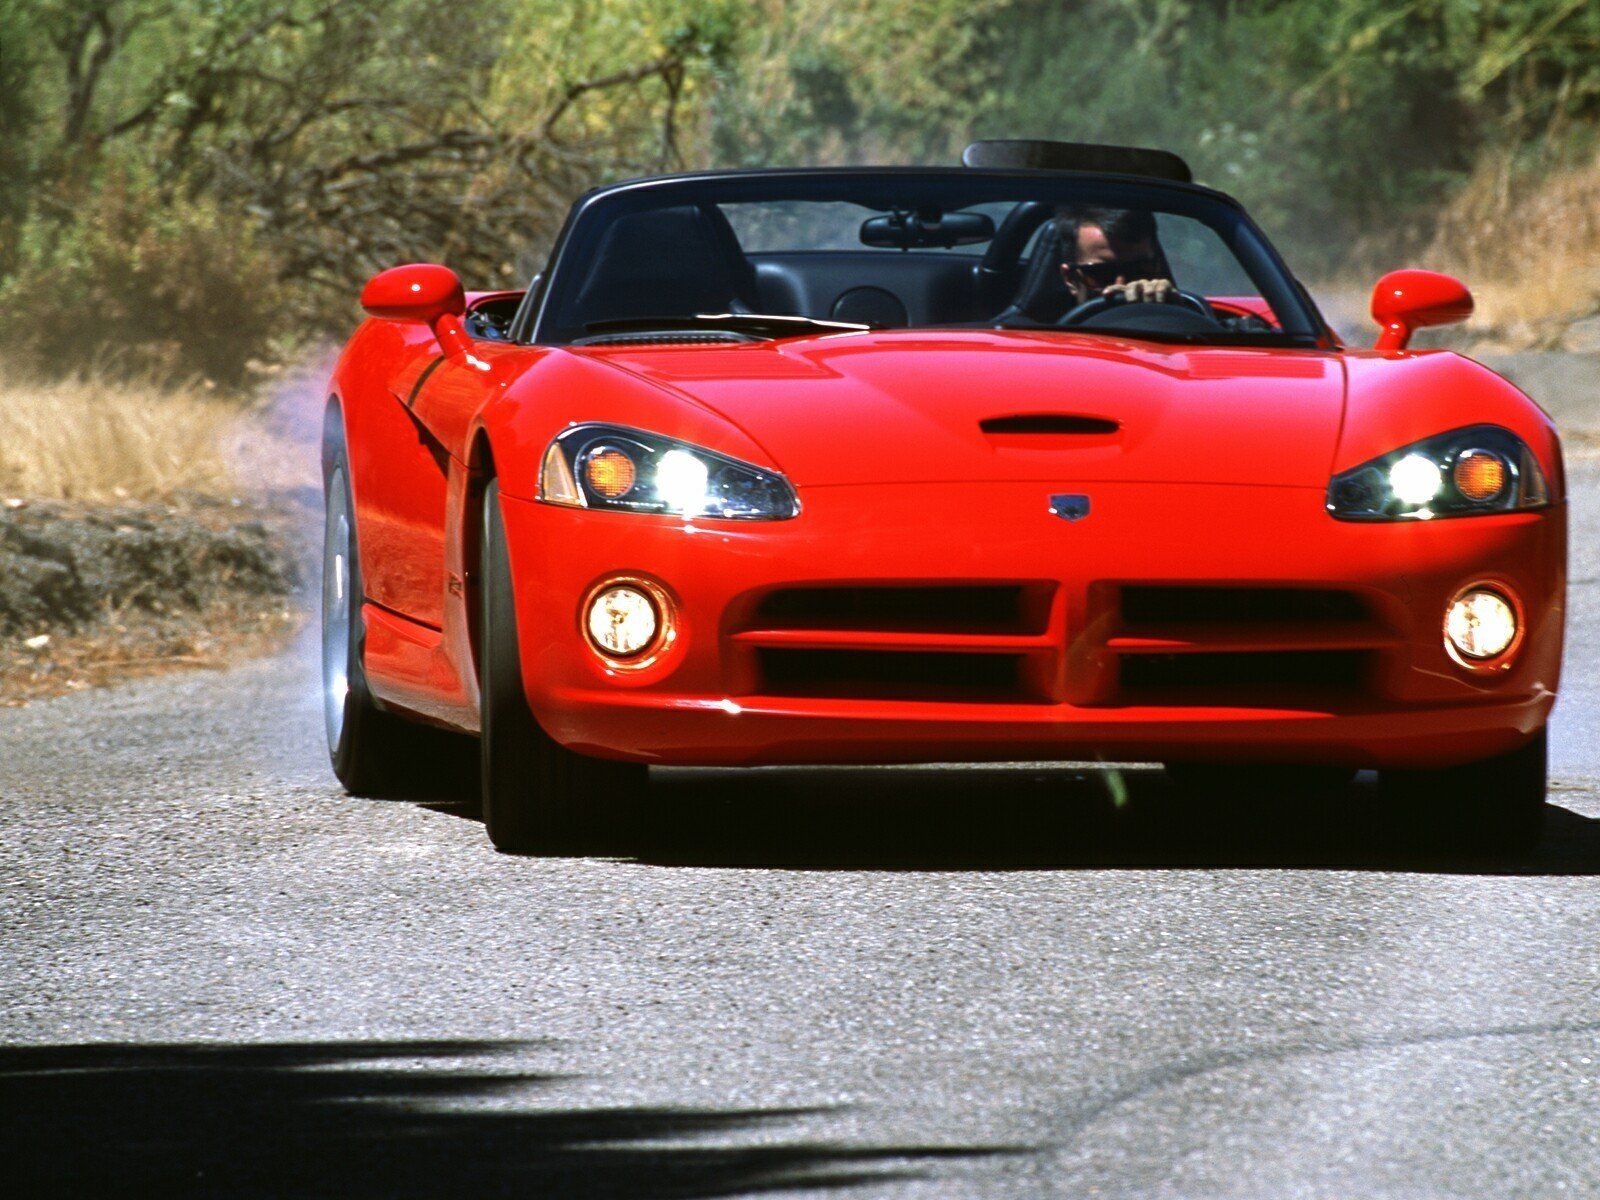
[1058,288,1216,327]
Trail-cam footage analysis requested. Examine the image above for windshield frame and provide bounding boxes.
[515,167,1330,348]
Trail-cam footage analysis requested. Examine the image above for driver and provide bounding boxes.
[999,206,1177,325]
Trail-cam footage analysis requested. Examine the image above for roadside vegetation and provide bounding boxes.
[3,0,1599,387]
[0,365,316,704]
[1,0,1596,698]
[1429,150,1600,340]
[0,368,240,501]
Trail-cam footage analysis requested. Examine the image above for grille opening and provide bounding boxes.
[1119,650,1368,694]
[757,648,1036,703]
[980,414,1119,435]
[752,585,1036,634]
[1120,586,1367,625]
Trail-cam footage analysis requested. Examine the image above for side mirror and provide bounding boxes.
[1370,269,1473,352]
[360,263,474,362]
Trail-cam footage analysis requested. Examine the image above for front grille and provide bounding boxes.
[1104,585,1386,707]
[1120,586,1368,625]
[729,581,1390,709]
[1119,650,1369,694]
[756,648,1037,704]
[752,584,1040,634]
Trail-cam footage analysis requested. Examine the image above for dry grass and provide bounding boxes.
[0,368,242,501]
[1425,149,1600,332]
[0,359,324,502]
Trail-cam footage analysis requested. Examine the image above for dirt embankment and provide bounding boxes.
[0,355,326,704]
[0,492,314,705]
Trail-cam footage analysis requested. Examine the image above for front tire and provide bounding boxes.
[1381,730,1547,854]
[323,429,475,798]
[479,480,646,853]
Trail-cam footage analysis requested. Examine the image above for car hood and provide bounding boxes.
[580,329,1347,489]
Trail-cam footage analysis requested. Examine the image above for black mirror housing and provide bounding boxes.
[860,210,997,250]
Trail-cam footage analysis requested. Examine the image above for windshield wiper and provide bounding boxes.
[583,313,872,340]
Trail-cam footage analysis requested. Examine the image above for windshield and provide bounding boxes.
[532,170,1322,348]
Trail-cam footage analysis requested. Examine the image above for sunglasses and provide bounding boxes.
[1064,256,1164,287]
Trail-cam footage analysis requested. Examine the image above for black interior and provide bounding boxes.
[751,252,992,328]
[558,211,1234,338]
[531,169,1323,345]
[976,201,1053,308]
[463,295,521,341]
[568,205,760,323]
[555,202,1070,334]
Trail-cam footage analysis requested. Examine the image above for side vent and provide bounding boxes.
[980,414,1119,435]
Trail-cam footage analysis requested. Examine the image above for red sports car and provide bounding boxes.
[322,142,1565,854]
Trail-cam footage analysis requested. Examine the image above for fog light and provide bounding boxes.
[586,585,659,658]
[1445,587,1518,662]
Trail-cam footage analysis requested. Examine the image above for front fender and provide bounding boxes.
[1337,351,1564,495]
[472,350,783,503]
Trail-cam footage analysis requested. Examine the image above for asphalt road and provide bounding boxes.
[3,464,1598,1199]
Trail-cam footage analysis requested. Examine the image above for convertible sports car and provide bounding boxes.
[322,140,1565,854]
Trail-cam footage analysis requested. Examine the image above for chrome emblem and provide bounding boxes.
[1049,493,1091,522]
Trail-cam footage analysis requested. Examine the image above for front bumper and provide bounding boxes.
[498,482,1564,769]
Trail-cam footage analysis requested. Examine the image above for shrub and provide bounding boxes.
[0,173,284,388]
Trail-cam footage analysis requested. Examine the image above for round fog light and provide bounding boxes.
[586,585,659,658]
[1445,587,1518,663]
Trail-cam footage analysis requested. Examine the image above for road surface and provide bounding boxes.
[3,464,1598,1199]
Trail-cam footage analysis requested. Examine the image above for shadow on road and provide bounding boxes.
[423,765,1600,874]
[0,1041,1002,1198]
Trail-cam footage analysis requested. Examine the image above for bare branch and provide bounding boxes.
[539,54,687,140]
[62,6,119,145]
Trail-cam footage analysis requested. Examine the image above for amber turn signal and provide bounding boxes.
[1453,449,1507,502]
[584,447,637,498]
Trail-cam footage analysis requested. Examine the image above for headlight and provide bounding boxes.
[1327,425,1550,521]
[539,424,799,520]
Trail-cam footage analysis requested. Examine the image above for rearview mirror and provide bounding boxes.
[360,263,475,363]
[861,210,996,250]
[1370,269,1472,352]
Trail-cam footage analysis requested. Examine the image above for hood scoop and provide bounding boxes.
[980,414,1120,435]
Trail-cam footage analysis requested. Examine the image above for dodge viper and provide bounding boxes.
[322,140,1565,854]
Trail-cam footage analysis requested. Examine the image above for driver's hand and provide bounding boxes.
[1103,278,1174,304]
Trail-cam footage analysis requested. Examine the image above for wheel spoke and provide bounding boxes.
[322,470,353,752]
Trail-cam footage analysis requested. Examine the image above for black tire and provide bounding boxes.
[323,424,476,799]
[479,480,647,854]
[1381,729,1547,855]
